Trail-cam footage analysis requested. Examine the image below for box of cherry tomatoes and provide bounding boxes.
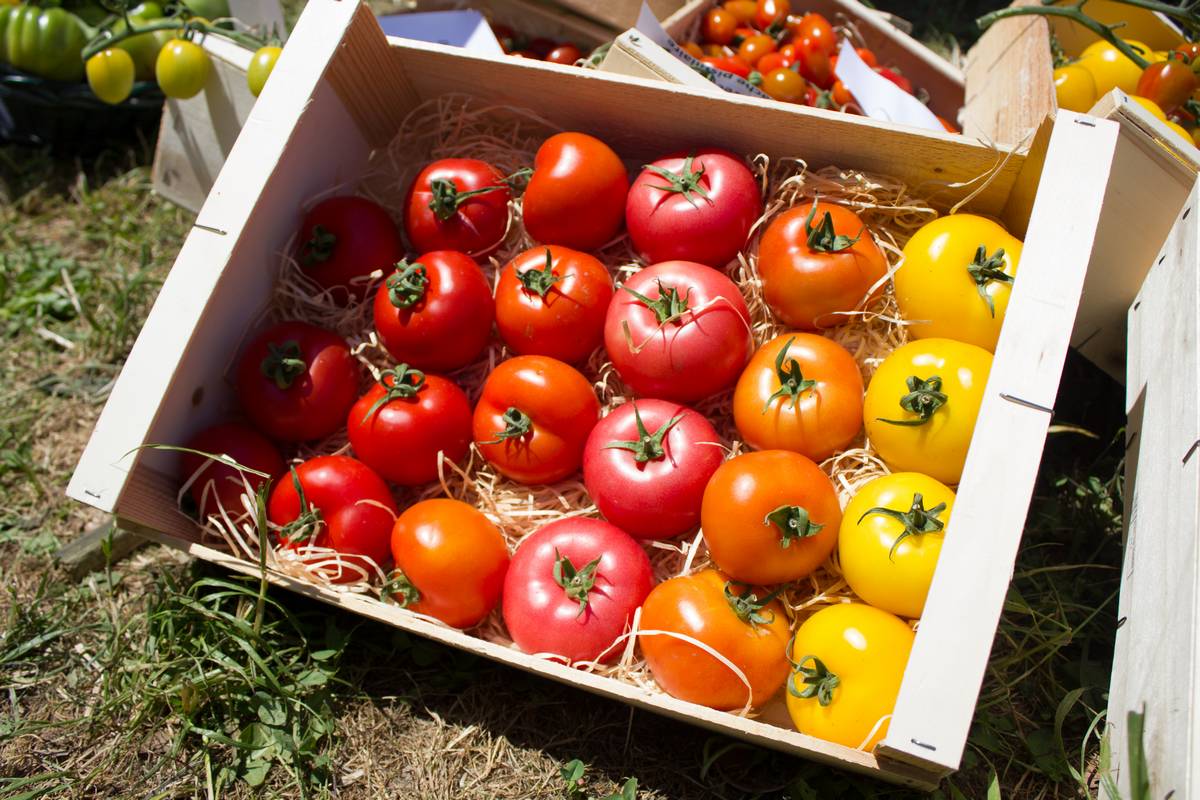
[69,0,1131,789]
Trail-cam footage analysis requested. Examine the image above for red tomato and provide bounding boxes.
[372,251,494,372]
[700,449,842,584]
[182,423,284,520]
[640,569,790,710]
[1137,59,1197,113]
[544,43,582,64]
[832,79,855,107]
[755,51,789,74]
[389,498,509,628]
[758,199,888,329]
[700,55,753,79]
[347,365,472,486]
[404,158,513,257]
[582,399,724,540]
[235,321,359,443]
[1175,42,1200,64]
[626,149,762,269]
[294,196,402,299]
[703,7,738,45]
[754,0,790,31]
[267,455,397,579]
[876,66,913,94]
[789,12,837,56]
[473,355,600,484]
[523,132,628,251]
[762,67,807,102]
[503,518,653,663]
[795,36,834,89]
[856,47,878,67]
[737,34,776,67]
[495,245,614,363]
[605,261,752,403]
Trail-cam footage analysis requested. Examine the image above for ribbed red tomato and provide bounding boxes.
[522,132,629,250]
[181,422,284,520]
[404,158,513,256]
[294,196,402,299]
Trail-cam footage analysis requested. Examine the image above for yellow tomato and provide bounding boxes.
[894,214,1022,352]
[1151,50,1170,62]
[1053,64,1096,112]
[839,472,955,619]
[85,48,135,105]
[786,603,914,749]
[1078,39,1150,96]
[1163,119,1194,145]
[863,339,992,485]
[1130,95,1167,120]
[155,38,210,100]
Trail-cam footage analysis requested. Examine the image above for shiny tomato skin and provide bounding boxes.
[640,569,791,710]
[267,455,397,578]
[523,132,629,251]
[756,51,790,75]
[762,67,807,102]
[723,0,758,25]
[790,12,837,56]
[390,499,509,628]
[404,158,511,257]
[754,0,790,31]
[544,43,582,64]
[758,200,888,329]
[347,370,472,486]
[1136,59,1197,113]
[855,47,877,67]
[372,250,495,372]
[295,196,403,298]
[582,399,724,540]
[737,34,776,67]
[495,245,614,363]
[626,148,762,269]
[700,450,842,585]
[473,355,601,484]
[701,55,753,78]
[503,518,653,663]
[604,261,753,403]
[182,423,284,520]
[795,36,834,89]
[235,321,359,443]
[876,66,913,94]
[703,7,738,45]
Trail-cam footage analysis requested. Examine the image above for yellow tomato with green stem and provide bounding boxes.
[1053,64,1096,112]
[785,603,914,749]
[155,38,210,99]
[863,339,992,485]
[86,48,135,105]
[894,214,1022,352]
[1078,39,1151,96]
[839,472,955,619]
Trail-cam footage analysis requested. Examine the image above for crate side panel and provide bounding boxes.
[961,11,1054,147]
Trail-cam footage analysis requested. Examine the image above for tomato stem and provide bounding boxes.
[763,504,824,546]
[876,375,947,427]
[381,569,421,607]
[803,196,862,253]
[723,582,781,628]
[623,280,692,325]
[977,2,1159,68]
[553,549,602,617]
[387,261,429,308]
[787,654,840,706]
[966,245,1013,318]
[360,364,427,424]
[763,337,818,413]
[427,166,528,222]
[259,340,306,390]
[483,406,533,444]
[279,467,323,545]
[517,248,564,297]
[603,403,683,463]
[642,154,714,209]
[300,224,337,267]
[81,13,269,67]
[859,492,948,561]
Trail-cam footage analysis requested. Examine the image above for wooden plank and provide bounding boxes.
[598,29,729,92]
[1108,182,1200,800]
[552,0,685,34]
[407,0,613,48]
[53,522,145,578]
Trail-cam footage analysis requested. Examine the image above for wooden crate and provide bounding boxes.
[405,0,614,49]
[548,0,686,35]
[661,0,965,123]
[69,0,1137,788]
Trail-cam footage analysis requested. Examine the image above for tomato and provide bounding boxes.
[296,195,403,298]
[523,132,628,251]
[473,355,600,484]
[895,214,1022,352]
[86,49,135,105]
[2,6,88,81]
[1136,59,1196,113]
[1078,39,1149,96]
[863,338,992,485]
[110,3,172,82]
[182,423,284,520]
[789,13,837,57]
[527,37,557,58]
[702,43,736,58]
[758,199,888,329]
[1053,64,1097,112]
[832,79,855,107]
[795,36,834,89]
[267,455,397,579]
[722,0,758,26]
[754,0,790,31]
[544,43,582,65]
[703,8,738,45]
[1131,94,1167,119]
[372,250,494,372]
[875,66,913,94]
[683,41,705,59]
[626,149,762,269]
[640,569,790,710]
[155,39,210,100]
[1164,118,1194,145]
[247,45,282,97]
[700,55,753,79]
[582,399,723,540]
[405,158,513,257]
[736,34,776,67]
[1175,42,1200,64]
[495,245,614,363]
[235,321,359,443]
[938,116,958,133]
[733,333,863,460]
[756,51,790,75]
[785,603,913,748]
[840,472,955,619]
[388,499,509,628]
[855,47,878,68]
[503,518,653,663]
[701,450,841,585]
[604,260,753,403]
[347,365,472,486]
[762,67,807,102]
[183,0,230,18]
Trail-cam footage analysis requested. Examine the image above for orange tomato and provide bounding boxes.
[755,0,790,31]
[722,0,758,25]
[683,41,705,59]
[756,51,790,75]
[703,7,738,45]
[737,34,777,67]
[761,67,807,102]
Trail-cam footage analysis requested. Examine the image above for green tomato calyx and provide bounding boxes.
[803,198,862,253]
[723,582,780,628]
[360,364,427,424]
[427,178,502,222]
[301,224,337,266]
[387,261,429,308]
[603,403,683,463]
[279,467,323,544]
[764,504,824,546]
[518,248,564,297]
[553,549,602,617]
[643,154,713,209]
[624,280,692,326]
[484,406,533,444]
[966,245,1013,318]
[763,336,818,413]
[260,339,307,390]
[877,375,947,427]
[381,569,421,607]
[860,492,948,561]
[788,654,840,706]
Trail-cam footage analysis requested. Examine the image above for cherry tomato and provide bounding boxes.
[347,365,472,486]
[701,450,841,585]
[372,251,494,373]
[404,158,512,257]
[473,355,600,484]
[246,45,282,97]
[523,132,628,251]
[582,399,723,540]
[863,338,992,485]
[832,79,855,107]
[295,195,403,298]
[786,604,914,748]
[155,38,209,99]
[268,455,397,579]
[758,199,888,329]
[855,47,878,68]
[235,321,359,443]
[640,569,790,710]
[1174,42,1200,64]
[544,43,582,65]
[702,43,736,58]
[938,116,958,133]
[86,48,135,105]
[875,66,913,94]
[701,55,753,78]
[754,0,790,31]
[762,67,807,102]
[1054,64,1097,112]
[495,245,614,363]
[388,499,508,628]
[683,41,705,59]
[604,260,753,403]
[182,423,284,520]
[503,518,653,663]
[737,34,776,67]
[795,36,834,89]
[790,12,837,57]
[703,7,738,45]
[626,149,762,269]
[722,0,758,26]
[733,333,863,460]
[755,51,790,75]
[1136,58,1197,113]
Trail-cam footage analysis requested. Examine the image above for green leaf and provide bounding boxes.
[256,701,287,727]
[985,769,1002,800]
[241,757,271,787]
[1126,708,1151,800]
[560,758,585,784]
[1028,728,1070,782]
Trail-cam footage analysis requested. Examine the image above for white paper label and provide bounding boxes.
[833,39,942,132]
[378,10,505,56]
[634,2,769,99]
